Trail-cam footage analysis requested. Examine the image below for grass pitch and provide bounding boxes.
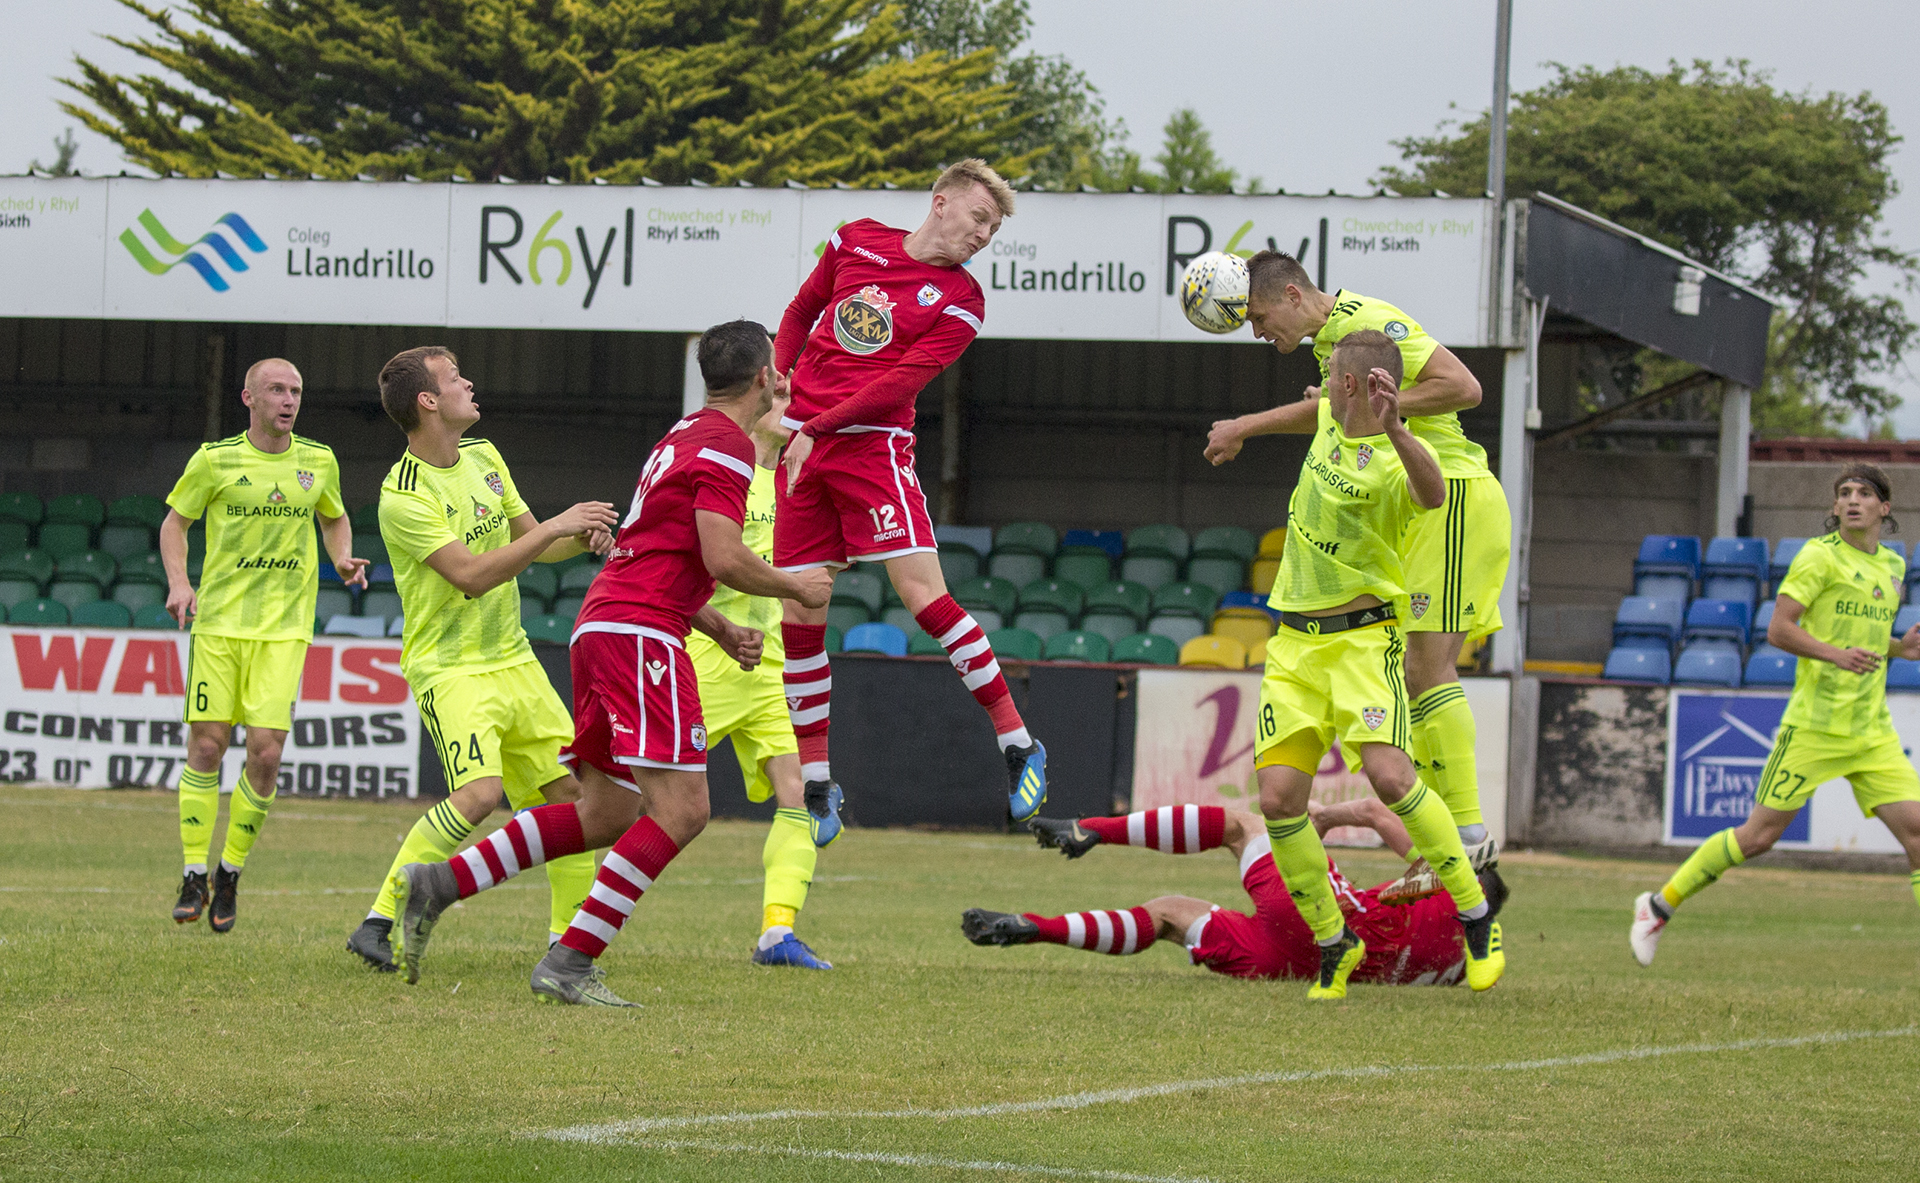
[3,787,1918,1182]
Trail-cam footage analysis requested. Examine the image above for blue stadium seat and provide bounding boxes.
[1673,645,1742,687]
[1703,537,1769,583]
[1635,535,1701,581]
[1633,574,1693,603]
[1612,633,1671,652]
[1897,605,1920,637]
[1771,537,1808,583]
[1702,574,1758,607]
[842,622,907,656]
[1888,659,1920,691]
[1603,646,1671,683]
[1217,589,1276,618]
[324,615,386,638]
[1060,529,1125,560]
[1683,598,1751,646]
[1753,600,1775,637]
[1744,646,1796,686]
[1612,596,1685,648]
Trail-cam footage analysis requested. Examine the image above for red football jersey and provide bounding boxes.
[1237,853,1466,985]
[780,218,986,434]
[579,407,755,640]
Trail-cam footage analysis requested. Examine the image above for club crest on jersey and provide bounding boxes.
[485,471,504,497]
[267,483,286,504]
[1410,593,1430,619]
[1329,445,1342,466]
[916,282,942,306]
[834,284,896,355]
[646,660,667,686]
[296,469,314,491]
[470,495,489,520]
[1874,585,1886,599]
[1362,706,1386,731]
[690,724,707,753]
[1356,443,1374,470]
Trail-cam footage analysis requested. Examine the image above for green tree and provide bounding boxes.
[62,0,1030,187]
[1152,107,1236,193]
[1378,60,1916,433]
[30,128,80,175]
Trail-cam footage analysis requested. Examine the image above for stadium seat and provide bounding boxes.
[1151,580,1219,622]
[1051,551,1112,592]
[106,494,168,531]
[517,564,560,605]
[987,550,1047,587]
[1014,578,1084,641]
[96,524,151,561]
[1256,527,1287,559]
[115,551,166,587]
[72,600,131,629]
[1702,573,1758,607]
[324,615,386,637]
[952,575,1019,622]
[907,628,945,656]
[1185,555,1246,596]
[558,563,598,595]
[133,604,179,630]
[826,602,871,634]
[1611,596,1685,648]
[35,522,92,560]
[1250,557,1281,595]
[1060,529,1125,560]
[1122,524,1190,591]
[1120,554,1179,591]
[1703,536,1769,583]
[8,597,69,626]
[1752,600,1775,637]
[843,622,907,656]
[1193,525,1258,565]
[1897,605,1920,637]
[524,614,572,646]
[350,504,381,531]
[937,542,982,586]
[1771,537,1808,582]
[1683,598,1751,646]
[1076,610,1137,644]
[881,605,917,633]
[108,580,165,614]
[44,493,105,530]
[0,578,42,610]
[1888,659,1920,691]
[1603,646,1671,683]
[352,531,390,566]
[934,524,994,558]
[1633,573,1693,603]
[1217,589,1274,615]
[0,491,44,527]
[1147,612,1207,647]
[1112,632,1178,665]
[1083,580,1151,627]
[552,595,586,622]
[361,589,403,621]
[0,549,54,589]
[520,597,551,620]
[992,521,1057,559]
[315,586,354,622]
[1179,634,1247,669]
[1744,646,1796,686]
[0,520,27,555]
[1044,630,1111,662]
[1673,645,1742,687]
[47,579,101,612]
[1210,611,1272,653]
[833,567,885,614]
[824,624,844,653]
[57,550,117,588]
[986,627,1042,662]
[1634,535,1701,581]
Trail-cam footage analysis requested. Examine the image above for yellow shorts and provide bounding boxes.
[415,661,573,805]
[1401,474,1510,639]
[1254,620,1410,766]
[185,635,308,732]
[690,636,796,804]
[1756,725,1920,817]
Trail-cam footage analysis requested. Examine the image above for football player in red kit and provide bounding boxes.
[392,322,834,1006]
[962,803,1506,987]
[772,159,1050,829]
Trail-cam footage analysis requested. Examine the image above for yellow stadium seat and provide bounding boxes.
[1246,634,1269,665]
[1179,633,1247,669]
[1211,613,1272,653]
[1257,527,1287,558]
[1250,557,1281,595]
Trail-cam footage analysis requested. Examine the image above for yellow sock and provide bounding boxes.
[1264,814,1344,941]
[762,808,816,925]
[544,852,597,940]
[370,800,473,921]
[764,904,798,932]
[218,771,275,871]
[178,767,220,873]
[1387,781,1487,914]
[1410,684,1482,828]
[1660,828,1746,910]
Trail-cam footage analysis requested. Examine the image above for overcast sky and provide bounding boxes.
[3,0,1915,429]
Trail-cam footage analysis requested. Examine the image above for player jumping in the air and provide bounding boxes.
[1205,253,1508,899]
[964,803,1507,986]
[771,159,1051,825]
[391,322,833,1005]
[344,347,619,972]
[1632,464,1920,965]
[1249,331,1501,999]
[161,357,367,933]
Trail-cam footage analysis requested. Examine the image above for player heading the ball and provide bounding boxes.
[771,159,1051,825]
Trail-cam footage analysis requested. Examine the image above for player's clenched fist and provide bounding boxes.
[551,500,619,537]
[786,565,834,610]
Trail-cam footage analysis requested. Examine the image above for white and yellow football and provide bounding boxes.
[1178,251,1250,334]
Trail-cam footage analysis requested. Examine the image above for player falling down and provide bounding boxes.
[162,357,368,933]
[772,159,1050,826]
[964,803,1507,986]
[343,346,619,971]
[1632,464,1920,964]
[392,322,834,1005]
[688,370,838,969]
[1206,252,1508,899]
[1249,330,1501,999]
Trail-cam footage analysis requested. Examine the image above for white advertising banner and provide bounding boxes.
[0,627,420,797]
[0,176,1495,344]
[1130,667,1509,847]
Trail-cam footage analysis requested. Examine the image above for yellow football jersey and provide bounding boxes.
[690,464,784,666]
[165,433,345,641]
[1312,290,1491,479]
[1776,534,1905,737]
[379,439,535,692]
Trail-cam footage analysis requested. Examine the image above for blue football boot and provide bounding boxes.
[752,932,834,969]
[1005,739,1048,823]
[804,779,844,848]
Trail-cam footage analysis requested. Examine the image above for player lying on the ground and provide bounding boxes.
[1632,463,1920,966]
[962,803,1505,986]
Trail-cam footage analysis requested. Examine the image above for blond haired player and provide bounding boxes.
[162,357,366,933]
[1206,252,1507,897]
[343,346,618,972]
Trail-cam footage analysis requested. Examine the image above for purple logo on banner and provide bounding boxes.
[1668,692,1810,843]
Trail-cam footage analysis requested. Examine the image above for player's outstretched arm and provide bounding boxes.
[1399,345,1482,417]
[158,508,198,628]
[509,511,612,564]
[317,511,370,590]
[692,604,765,671]
[1769,594,1882,673]
[696,509,833,607]
[1371,370,1445,510]
[1205,391,1319,464]
[1310,798,1414,859]
[424,501,618,598]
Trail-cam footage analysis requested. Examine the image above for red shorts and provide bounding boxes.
[774,430,936,568]
[559,626,708,787]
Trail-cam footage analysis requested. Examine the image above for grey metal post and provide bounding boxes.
[1488,0,1512,204]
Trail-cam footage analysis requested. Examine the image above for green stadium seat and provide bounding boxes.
[952,575,1018,621]
[934,525,994,557]
[1185,556,1247,595]
[881,605,917,633]
[1084,580,1151,623]
[0,550,54,588]
[115,551,167,586]
[1044,630,1112,662]
[97,524,152,561]
[56,550,118,588]
[1012,607,1071,641]
[48,580,101,612]
[937,543,981,587]
[517,564,560,604]
[35,522,92,560]
[106,494,169,530]
[1152,580,1220,620]
[827,602,871,634]
[361,589,404,621]
[352,531,390,566]
[1077,611,1138,644]
[1112,632,1178,665]
[1119,553,1178,590]
[133,604,180,629]
[986,551,1047,587]
[986,627,1043,662]
[824,624,844,653]
[315,587,354,622]
[552,595,586,622]
[993,521,1058,558]
[833,567,885,614]
[72,600,132,629]
[0,491,43,527]
[1126,524,1190,563]
[0,521,28,555]
[0,578,40,610]
[1147,612,1207,647]
[44,493,105,529]
[1052,551,1111,592]
[908,628,946,656]
[1014,578,1083,640]
[9,597,69,626]
[350,503,381,531]
[520,597,552,620]
[559,563,599,594]
[111,581,167,614]
[1192,525,1258,564]
[525,614,573,646]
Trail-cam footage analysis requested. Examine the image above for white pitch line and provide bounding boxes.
[633,1139,1213,1183]
[536,1025,1917,1143]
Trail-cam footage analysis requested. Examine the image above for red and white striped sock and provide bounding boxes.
[781,622,832,782]
[1024,906,1156,955]
[449,803,586,898]
[558,817,681,959]
[915,594,1030,750]
[1081,806,1225,854]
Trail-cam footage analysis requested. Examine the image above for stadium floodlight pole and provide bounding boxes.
[1487,0,1511,204]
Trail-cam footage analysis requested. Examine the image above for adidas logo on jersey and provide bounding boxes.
[235,475,251,485]
[646,660,667,685]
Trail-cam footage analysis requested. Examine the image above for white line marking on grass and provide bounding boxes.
[537,1026,1917,1143]
[621,1138,1213,1182]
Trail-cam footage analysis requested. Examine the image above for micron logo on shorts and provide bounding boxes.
[119,209,268,292]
